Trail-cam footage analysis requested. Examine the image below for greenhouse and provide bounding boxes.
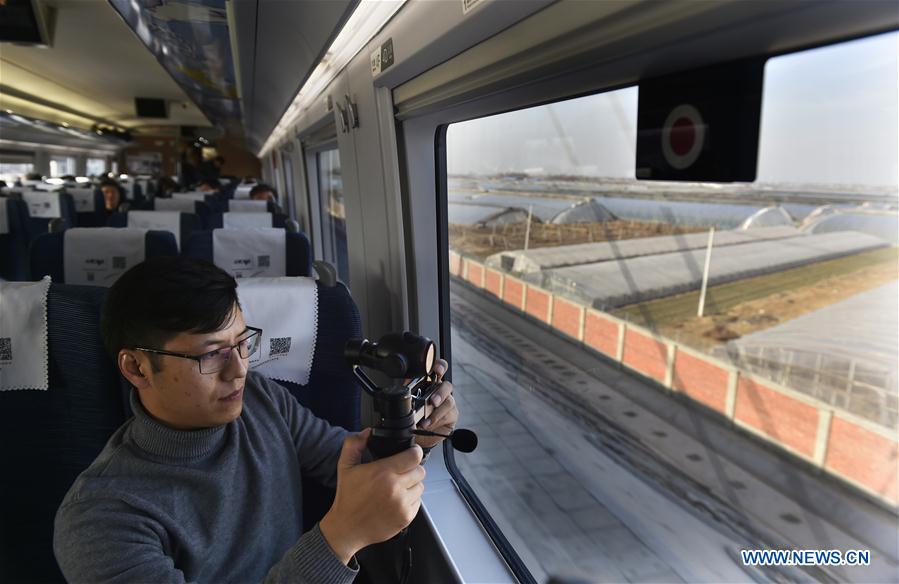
[592,196,795,229]
[802,210,899,244]
[447,203,532,227]
[539,232,888,310]
[715,281,898,428]
[449,192,579,222]
[549,199,617,224]
[486,226,801,274]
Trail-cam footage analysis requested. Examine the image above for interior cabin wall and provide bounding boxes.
[119,134,180,177]
[215,133,262,179]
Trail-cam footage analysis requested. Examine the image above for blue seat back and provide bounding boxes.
[30,230,178,283]
[0,284,124,583]
[0,198,31,280]
[108,211,202,250]
[67,188,106,228]
[182,230,313,277]
[21,191,78,241]
[280,281,362,530]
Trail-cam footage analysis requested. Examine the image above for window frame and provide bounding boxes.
[401,28,898,582]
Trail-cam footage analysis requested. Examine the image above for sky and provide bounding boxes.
[446,31,898,188]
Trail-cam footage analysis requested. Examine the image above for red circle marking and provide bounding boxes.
[670,117,695,156]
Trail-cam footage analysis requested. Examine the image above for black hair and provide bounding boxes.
[99,178,119,188]
[199,178,219,189]
[249,184,276,199]
[101,257,240,370]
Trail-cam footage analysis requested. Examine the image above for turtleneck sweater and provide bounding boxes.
[53,372,357,583]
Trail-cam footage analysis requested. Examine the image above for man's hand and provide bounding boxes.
[319,429,425,565]
[415,359,458,450]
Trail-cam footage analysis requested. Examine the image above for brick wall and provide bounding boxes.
[503,277,525,309]
[735,378,819,459]
[584,310,619,357]
[552,297,583,341]
[485,268,503,298]
[825,416,898,504]
[466,261,484,288]
[622,329,669,383]
[672,350,730,413]
[525,286,552,323]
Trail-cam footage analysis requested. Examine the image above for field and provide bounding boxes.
[448,220,705,260]
[611,247,899,352]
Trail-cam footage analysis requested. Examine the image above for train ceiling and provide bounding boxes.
[0,0,211,131]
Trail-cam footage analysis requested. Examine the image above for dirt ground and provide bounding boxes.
[448,221,705,260]
[613,247,899,353]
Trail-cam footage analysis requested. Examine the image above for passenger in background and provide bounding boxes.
[53,257,458,582]
[200,155,225,183]
[250,183,284,214]
[100,178,129,214]
[180,148,201,189]
[198,178,221,194]
[155,176,178,198]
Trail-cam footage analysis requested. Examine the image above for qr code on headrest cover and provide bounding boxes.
[113,256,126,270]
[257,255,270,268]
[0,338,11,362]
[270,337,291,356]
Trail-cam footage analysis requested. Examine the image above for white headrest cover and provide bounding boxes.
[64,228,147,286]
[127,210,181,249]
[213,228,286,278]
[228,199,268,213]
[234,183,256,199]
[223,212,272,229]
[68,188,97,213]
[154,197,196,212]
[238,277,317,385]
[0,277,51,391]
[22,191,63,219]
[172,192,207,202]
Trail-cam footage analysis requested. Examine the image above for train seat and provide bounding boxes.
[20,190,78,240]
[108,210,202,251]
[0,282,124,583]
[30,228,178,284]
[0,197,32,280]
[207,211,288,229]
[183,228,313,277]
[231,277,362,530]
[119,181,145,207]
[171,192,224,214]
[65,187,106,228]
[226,199,276,213]
[151,197,214,223]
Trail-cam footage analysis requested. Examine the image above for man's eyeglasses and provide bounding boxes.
[133,327,263,375]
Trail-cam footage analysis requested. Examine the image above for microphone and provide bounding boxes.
[412,428,478,453]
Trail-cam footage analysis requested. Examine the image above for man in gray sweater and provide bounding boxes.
[53,257,458,583]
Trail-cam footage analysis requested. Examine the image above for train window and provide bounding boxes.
[86,157,107,177]
[443,32,896,582]
[0,161,34,184]
[49,155,76,177]
[316,148,350,286]
[281,149,296,218]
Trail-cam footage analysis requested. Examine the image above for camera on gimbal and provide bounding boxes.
[345,332,477,460]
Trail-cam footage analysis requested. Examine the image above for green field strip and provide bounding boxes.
[611,246,899,328]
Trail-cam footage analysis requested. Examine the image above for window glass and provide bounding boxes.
[0,162,35,184]
[86,158,107,177]
[49,155,76,177]
[444,32,897,582]
[317,149,350,286]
